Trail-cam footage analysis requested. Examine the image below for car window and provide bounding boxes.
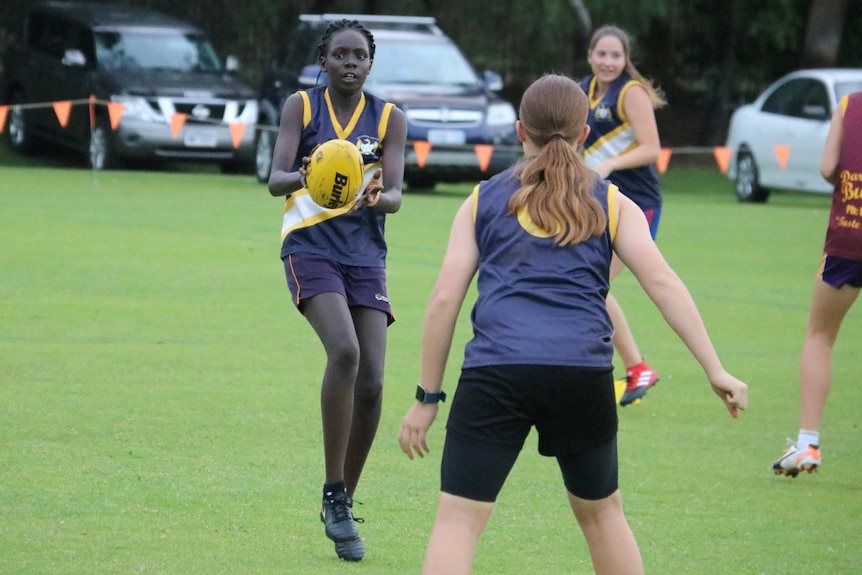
[761,78,829,120]
[28,14,67,59]
[835,82,862,102]
[369,39,478,86]
[95,30,222,72]
[279,30,318,74]
[64,23,96,65]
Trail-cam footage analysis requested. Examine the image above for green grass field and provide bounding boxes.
[1,148,861,574]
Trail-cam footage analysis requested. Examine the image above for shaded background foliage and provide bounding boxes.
[1,0,861,146]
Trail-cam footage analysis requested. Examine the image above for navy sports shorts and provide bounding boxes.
[820,254,862,289]
[283,252,394,324]
[441,364,618,501]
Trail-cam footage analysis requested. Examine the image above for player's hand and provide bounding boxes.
[353,168,383,210]
[397,402,439,460]
[708,370,748,418]
[298,144,321,190]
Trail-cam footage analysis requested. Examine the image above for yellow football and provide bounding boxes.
[305,139,364,209]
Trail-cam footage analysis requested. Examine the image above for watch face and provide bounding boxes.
[416,385,426,402]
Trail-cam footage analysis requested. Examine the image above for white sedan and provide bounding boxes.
[725,68,862,202]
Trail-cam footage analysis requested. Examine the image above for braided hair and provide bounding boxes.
[317,19,376,62]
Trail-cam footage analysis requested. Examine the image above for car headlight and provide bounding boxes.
[237,99,259,124]
[486,102,517,127]
[111,95,164,123]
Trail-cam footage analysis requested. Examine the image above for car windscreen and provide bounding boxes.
[367,38,479,87]
[94,29,223,72]
[835,82,862,102]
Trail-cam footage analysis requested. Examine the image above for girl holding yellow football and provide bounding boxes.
[268,18,407,563]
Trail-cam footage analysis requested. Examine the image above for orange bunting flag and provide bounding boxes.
[53,101,72,128]
[713,146,731,174]
[229,123,246,149]
[170,113,187,139]
[0,106,7,135]
[413,140,432,168]
[89,95,96,128]
[656,147,672,174]
[774,145,790,170]
[108,102,125,130]
[474,144,494,173]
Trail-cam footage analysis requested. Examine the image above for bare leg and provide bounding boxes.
[798,279,859,431]
[302,293,360,486]
[608,254,642,368]
[569,490,643,575]
[343,306,388,496]
[423,493,494,575]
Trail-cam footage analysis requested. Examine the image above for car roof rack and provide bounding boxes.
[299,13,443,35]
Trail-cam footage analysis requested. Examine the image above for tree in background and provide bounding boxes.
[1,0,860,145]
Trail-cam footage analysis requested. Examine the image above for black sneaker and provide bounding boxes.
[320,492,364,561]
[334,537,365,562]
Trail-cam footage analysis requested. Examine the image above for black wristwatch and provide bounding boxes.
[415,384,446,404]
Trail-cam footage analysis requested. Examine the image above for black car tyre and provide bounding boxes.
[8,93,37,153]
[734,150,770,203]
[89,120,121,170]
[405,173,437,192]
[255,126,276,183]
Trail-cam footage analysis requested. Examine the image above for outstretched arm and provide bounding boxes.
[612,192,748,417]
[398,197,479,458]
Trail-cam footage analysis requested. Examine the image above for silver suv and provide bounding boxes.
[255,14,521,189]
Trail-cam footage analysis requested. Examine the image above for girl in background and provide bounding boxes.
[580,25,667,406]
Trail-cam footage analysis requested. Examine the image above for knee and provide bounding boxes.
[325,339,361,373]
[569,490,623,527]
[354,370,384,407]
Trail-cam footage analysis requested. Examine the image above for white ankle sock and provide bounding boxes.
[797,429,819,449]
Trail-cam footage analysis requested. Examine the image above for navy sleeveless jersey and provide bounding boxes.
[463,166,616,369]
[824,93,862,261]
[280,87,395,267]
[580,74,662,211]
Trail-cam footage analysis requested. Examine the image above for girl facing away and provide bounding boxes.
[397,73,747,575]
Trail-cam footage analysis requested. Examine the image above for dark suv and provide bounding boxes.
[254,14,521,189]
[1,1,258,172]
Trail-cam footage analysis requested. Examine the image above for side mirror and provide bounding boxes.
[299,64,327,87]
[483,70,503,92]
[225,55,240,74]
[62,48,86,67]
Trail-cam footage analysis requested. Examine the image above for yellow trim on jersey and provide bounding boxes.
[324,89,366,139]
[378,103,394,140]
[299,91,311,127]
[280,192,356,241]
[840,95,849,116]
[615,80,641,124]
[471,185,480,223]
[608,183,619,243]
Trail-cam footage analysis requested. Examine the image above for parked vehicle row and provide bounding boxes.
[4,3,862,199]
[0,4,520,189]
[1,1,257,173]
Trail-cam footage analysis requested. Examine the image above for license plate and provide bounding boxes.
[183,128,218,148]
[426,129,466,145]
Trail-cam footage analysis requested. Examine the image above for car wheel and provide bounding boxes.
[8,93,37,153]
[734,150,769,203]
[89,121,121,170]
[406,173,437,192]
[255,127,276,183]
